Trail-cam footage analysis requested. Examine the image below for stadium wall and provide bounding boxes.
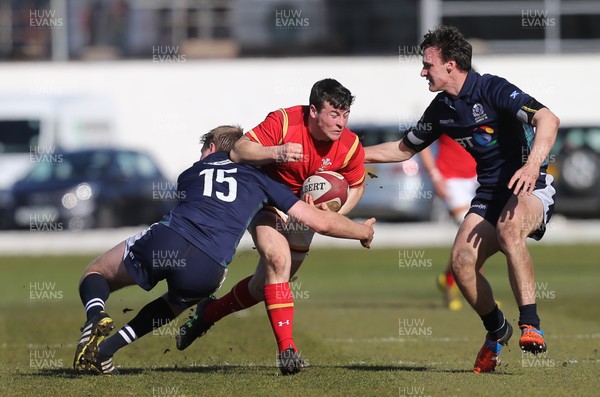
[0,55,595,180]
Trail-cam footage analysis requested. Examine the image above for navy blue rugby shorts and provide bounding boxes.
[467,173,555,241]
[123,222,227,308]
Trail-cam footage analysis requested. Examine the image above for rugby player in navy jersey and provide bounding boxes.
[365,26,559,374]
[73,125,375,375]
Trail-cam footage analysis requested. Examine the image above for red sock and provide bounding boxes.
[445,268,455,287]
[203,275,260,323]
[264,283,296,352]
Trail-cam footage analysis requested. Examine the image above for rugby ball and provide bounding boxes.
[301,171,349,212]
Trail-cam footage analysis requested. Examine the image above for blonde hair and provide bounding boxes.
[200,125,243,152]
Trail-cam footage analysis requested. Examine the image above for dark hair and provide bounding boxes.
[419,25,472,71]
[309,78,355,112]
[201,125,243,152]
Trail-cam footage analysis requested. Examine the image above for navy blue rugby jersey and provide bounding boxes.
[163,152,299,267]
[405,70,547,189]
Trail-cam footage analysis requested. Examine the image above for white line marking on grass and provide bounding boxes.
[0,343,78,349]
[325,333,600,344]
[548,333,600,340]
[324,336,471,344]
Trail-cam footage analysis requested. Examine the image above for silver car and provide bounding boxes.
[349,125,434,221]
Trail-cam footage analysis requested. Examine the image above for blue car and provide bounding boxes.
[8,148,176,230]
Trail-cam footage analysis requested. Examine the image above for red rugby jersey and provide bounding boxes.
[247,105,365,195]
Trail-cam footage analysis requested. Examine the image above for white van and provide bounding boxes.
[0,95,115,189]
[0,95,115,226]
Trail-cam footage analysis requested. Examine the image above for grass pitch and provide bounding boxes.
[1,244,599,397]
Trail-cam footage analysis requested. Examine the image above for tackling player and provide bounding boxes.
[73,125,374,375]
[364,26,559,373]
[176,79,366,375]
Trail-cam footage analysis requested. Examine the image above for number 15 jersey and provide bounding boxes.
[164,152,299,267]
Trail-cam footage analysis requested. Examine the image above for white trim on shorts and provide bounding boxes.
[532,173,555,226]
[123,223,157,261]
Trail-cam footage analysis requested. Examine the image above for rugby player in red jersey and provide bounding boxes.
[177,79,366,375]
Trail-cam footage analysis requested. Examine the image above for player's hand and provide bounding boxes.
[360,217,376,249]
[275,143,304,162]
[302,193,331,211]
[508,164,539,197]
[301,193,313,204]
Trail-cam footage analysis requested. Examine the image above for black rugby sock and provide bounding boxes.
[99,297,176,357]
[518,304,540,329]
[480,304,508,340]
[79,273,110,321]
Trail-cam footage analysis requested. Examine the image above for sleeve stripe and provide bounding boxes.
[349,173,365,187]
[407,130,425,145]
[277,108,289,144]
[247,129,262,145]
[341,135,360,168]
[521,105,539,114]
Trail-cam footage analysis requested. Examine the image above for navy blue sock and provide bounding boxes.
[518,304,540,329]
[79,273,110,321]
[480,305,508,340]
[99,297,175,358]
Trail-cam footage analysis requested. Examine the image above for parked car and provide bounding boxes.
[348,125,434,221]
[548,126,600,218]
[8,148,176,230]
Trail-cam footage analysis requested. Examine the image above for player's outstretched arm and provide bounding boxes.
[364,139,415,163]
[287,201,375,248]
[230,136,303,165]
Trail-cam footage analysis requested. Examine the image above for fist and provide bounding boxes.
[276,143,304,162]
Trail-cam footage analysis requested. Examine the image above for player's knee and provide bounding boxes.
[451,247,476,278]
[81,260,108,281]
[496,220,525,249]
[262,250,290,272]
